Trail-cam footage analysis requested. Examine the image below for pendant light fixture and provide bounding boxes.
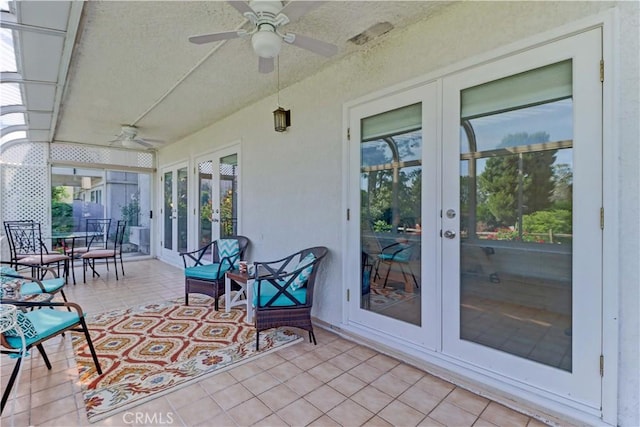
[273,57,290,132]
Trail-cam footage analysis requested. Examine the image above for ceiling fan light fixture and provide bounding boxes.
[252,28,282,58]
[121,138,141,149]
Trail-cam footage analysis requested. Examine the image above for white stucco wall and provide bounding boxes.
[158,1,639,425]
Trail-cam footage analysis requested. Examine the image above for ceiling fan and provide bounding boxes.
[189,0,338,73]
[110,125,164,150]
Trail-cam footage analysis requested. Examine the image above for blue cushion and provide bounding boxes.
[4,309,79,349]
[20,278,65,296]
[218,239,240,268]
[4,311,38,339]
[290,253,316,291]
[184,263,230,280]
[379,244,411,262]
[0,266,18,284]
[252,280,307,307]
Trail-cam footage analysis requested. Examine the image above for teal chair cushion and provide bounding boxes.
[218,239,240,268]
[379,244,411,262]
[290,253,316,291]
[184,263,231,280]
[253,280,307,307]
[20,278,65,296]
[4,309,79,348]
[1,266,18,283]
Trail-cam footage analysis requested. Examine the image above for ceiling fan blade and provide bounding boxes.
[189,30,244,45]
[279,1,323,22]
[227,1,254,16]
[285,33,337,57]
[258,56,274,74]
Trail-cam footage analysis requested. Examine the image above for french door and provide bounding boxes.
[160,163,188,264]
[348,28,602,410]
[195,146,240,262]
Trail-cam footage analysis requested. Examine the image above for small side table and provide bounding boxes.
[225,270,254,323]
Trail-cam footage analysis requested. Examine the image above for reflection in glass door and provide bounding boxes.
[196,148,239,262]
[161,164,188,263]
[360,103,422,326]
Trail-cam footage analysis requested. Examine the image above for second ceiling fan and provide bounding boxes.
[189,0,338,73]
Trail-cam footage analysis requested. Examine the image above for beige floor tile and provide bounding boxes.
[175,396,222,425]
[200,371,238,395]
[480,402,530,427]
[258,383,299,411]
[389,362,426,385]
[378,400,426,426]
[285,371,324,396]
[348,361,385,383]
[30,394,78,426]
[30,381,74,408]
[419,416,447,426]
[397,385,443,415]
[194,411,237,427]
[351,385,394,413]
[371,372,412,398]
[413,374,456,399]
[242,371,281,395]
[362,415,395,426]
[472,418,500,427]
[304,384,347,413]
[267,361,303,382]
[329,352,362,371]
[311,345,343,361]
[252,352,287,370]
[327,399,375,426]
[165,383,208,409]
[527,417,552,427]
[228,360,266,382]
[308,414,343,427]
[277,398,323,426]
[429,401,478,427]
[290,352,324,370]
[211,382,253,411]
[366,353,401,372]
[251,413,288,426]
[445,387,490,416]
[227,396,272,426]
[307,360,344,383]
[328,372,367,397]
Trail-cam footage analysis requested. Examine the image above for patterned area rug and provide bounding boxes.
[369,284,419,311]
[71,296,301,423]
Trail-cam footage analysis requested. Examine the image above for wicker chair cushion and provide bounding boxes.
[4,311,39,340]
[4,309,79,348]
[290,253,316,291]
[184,263,231,280]
[252,280,307,307]
[218,239,240,268]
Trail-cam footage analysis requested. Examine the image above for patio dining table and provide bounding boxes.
[48,231,102,285]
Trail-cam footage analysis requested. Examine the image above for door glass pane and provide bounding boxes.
[177,167,188,253]
[163,171,172,250]
[360,104,422,325]
[198,160,213,250]
[219,154,238,238]
[460,61,573,371]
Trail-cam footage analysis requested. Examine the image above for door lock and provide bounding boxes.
[443,230,456,239]
[446,209,456,219]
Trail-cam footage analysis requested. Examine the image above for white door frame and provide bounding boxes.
[159,161,189,266]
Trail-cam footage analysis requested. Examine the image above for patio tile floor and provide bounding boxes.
[1,259,551,426]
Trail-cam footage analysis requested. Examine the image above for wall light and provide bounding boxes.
[81,177,92,189]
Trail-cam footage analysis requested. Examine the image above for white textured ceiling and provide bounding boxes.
[48,1,453,148]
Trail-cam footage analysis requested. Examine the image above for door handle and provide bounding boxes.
[443,230,456,239]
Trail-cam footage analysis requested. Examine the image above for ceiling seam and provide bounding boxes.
[131,19,248,128]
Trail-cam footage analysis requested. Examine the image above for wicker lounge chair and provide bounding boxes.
[252,246,328,350]
[180,236,250,309]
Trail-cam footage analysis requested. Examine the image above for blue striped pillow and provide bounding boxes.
[290,253,316,291]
